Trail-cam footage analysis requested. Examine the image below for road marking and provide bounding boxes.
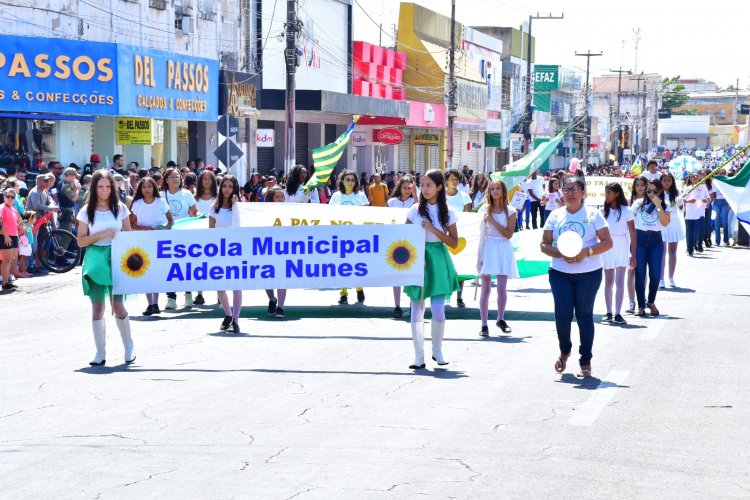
[641,317,667,341]
[568,369,630,426]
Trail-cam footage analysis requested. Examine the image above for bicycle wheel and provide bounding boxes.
[39,229,81,273]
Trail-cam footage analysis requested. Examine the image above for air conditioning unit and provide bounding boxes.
[176,4,194,16]
[175,16,195,35]
[150,0,167,10]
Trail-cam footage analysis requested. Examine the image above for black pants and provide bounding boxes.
[529,201,542,229]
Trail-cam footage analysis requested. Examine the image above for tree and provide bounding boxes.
[661,75,689,110]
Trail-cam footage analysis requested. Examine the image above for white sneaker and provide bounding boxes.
[184,292,193,308]
[165,298,178,310]
[669,278,676,288]
[658,279,666,289]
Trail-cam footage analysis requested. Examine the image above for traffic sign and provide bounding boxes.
[214,139,244,168]
[217,115,240,138]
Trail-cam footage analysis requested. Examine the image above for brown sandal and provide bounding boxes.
[554,354,570,373]
[576,365,592,378]
[647,302,660,316]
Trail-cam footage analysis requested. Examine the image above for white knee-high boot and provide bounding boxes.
[431,320,448,365]
[90,319,107,366]
[116,315,136,364]
[409,321,425,369]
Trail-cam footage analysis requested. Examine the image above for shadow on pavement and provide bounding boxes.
[663,287,696,294]
[76,366,469,378]
[481,335,532,344]
[556,373,631,390]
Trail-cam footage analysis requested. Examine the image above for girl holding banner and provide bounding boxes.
[209,175,243,333]
[387,175,417,319]
[476,180,518,337]
[163,167,198,310]
[404,169,460,370]
[76,170,135,366]
[264,186,288,319]
[129,177,174,316]
[330,170,369,305]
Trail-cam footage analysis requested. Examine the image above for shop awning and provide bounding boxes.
[261,90,410,119]
[0,112,96,122]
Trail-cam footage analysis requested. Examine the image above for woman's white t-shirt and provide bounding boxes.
[603,205,634,237]
[632,198,671,231]
[209,207,234,228]
[130,198,169,228]
[76,203,130,246]
[447,191,471,212]
[684,184,709,220]
[329,191,369,206]
[163,188,197,220]
[285,186,319,204]
[406,203,458,243]
[543,205,608,274]
[387,197,415,208]
[195,197,215,216]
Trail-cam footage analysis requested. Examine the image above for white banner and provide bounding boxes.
[112,224,425,294]
[233,203,484,277]
[585,176,634,207]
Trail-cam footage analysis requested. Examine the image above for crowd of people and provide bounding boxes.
[0,150,743,379]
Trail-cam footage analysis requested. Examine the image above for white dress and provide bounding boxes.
[477,210,519,278]
[602,206,633,269]
[661,192,685,243]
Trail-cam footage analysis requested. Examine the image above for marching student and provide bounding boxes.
[264,186,289,319]
[444,168,471,308]
[329,170,369,305]
[403,169,460,369]
[659,172,684,287]
[129,177,174,316]
[76,170,135,366]
[601,183,636,324]
[626,176,648,313]
[387,174,417,318]
[193,169,218,306]
[476,180,518,337]
[210,175,243,333]
[162,167,198,309]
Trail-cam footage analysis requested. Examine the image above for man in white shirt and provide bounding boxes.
[526,171,545,229]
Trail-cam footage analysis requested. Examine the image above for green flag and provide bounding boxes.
[305,118,359,190]
[490,130,566,194]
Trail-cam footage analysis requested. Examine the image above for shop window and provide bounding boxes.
[0,118,56,172]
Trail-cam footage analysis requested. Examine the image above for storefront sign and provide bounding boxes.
[414,131,440,145]
[533,65,559,113]
[467,141,483,151]
[112,224,425,294]
[375,128,404,145]
[0,35,118,115]
[256,129,275,147]
[351,131,368,146]
[117,44,219,121]
[219,70,260,118]
[115,118,152,145]
[0,34,219,121]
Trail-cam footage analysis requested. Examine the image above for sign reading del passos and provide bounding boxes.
[256,129,275,147]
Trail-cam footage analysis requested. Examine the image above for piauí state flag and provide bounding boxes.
[713,159,750,235]
[305,117,359,190]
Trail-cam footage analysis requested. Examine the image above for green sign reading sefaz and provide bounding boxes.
[532,65,559,113]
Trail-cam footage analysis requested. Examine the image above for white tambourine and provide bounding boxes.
[557,231,583,258]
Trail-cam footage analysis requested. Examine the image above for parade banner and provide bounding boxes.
[112,224,424,294]
[585,176,634,207]
[233,203,550,278]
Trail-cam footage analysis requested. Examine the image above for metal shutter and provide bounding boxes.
[463,130,480,172]
[414,145,425,174]
[56,120,93,167]
[451,132,463,170]
[325,124,337,144]
[428,144,440,170]
[398,129,411,172]
[257,120,275,175]
[295,122,309,166]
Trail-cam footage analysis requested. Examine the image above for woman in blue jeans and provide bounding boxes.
[631,179,671,316]
[542,173,613,379]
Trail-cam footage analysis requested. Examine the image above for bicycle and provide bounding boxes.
[33,212,81,273]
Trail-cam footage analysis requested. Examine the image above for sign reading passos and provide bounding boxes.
[116,118,152,145]
[375,128,404,145]
[0,34,218,121]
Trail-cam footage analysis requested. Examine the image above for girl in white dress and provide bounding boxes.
[659,173,685,288]
[601,183,636,324]
[387,175,417,318]
[476,180,518,336]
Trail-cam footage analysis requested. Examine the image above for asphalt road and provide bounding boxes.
[1,241,748,499]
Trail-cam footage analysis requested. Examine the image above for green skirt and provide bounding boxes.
[82,245,113,302]
[404,242,460,301]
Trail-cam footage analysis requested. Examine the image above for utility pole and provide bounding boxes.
[609,67,632,163]
[575,50,602,167]
[284,0,300,173]
[523,12,564,155]
[630,72,647,156]
[633,28,641,75]
[447,0,457,169]
[734,78,739,125]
